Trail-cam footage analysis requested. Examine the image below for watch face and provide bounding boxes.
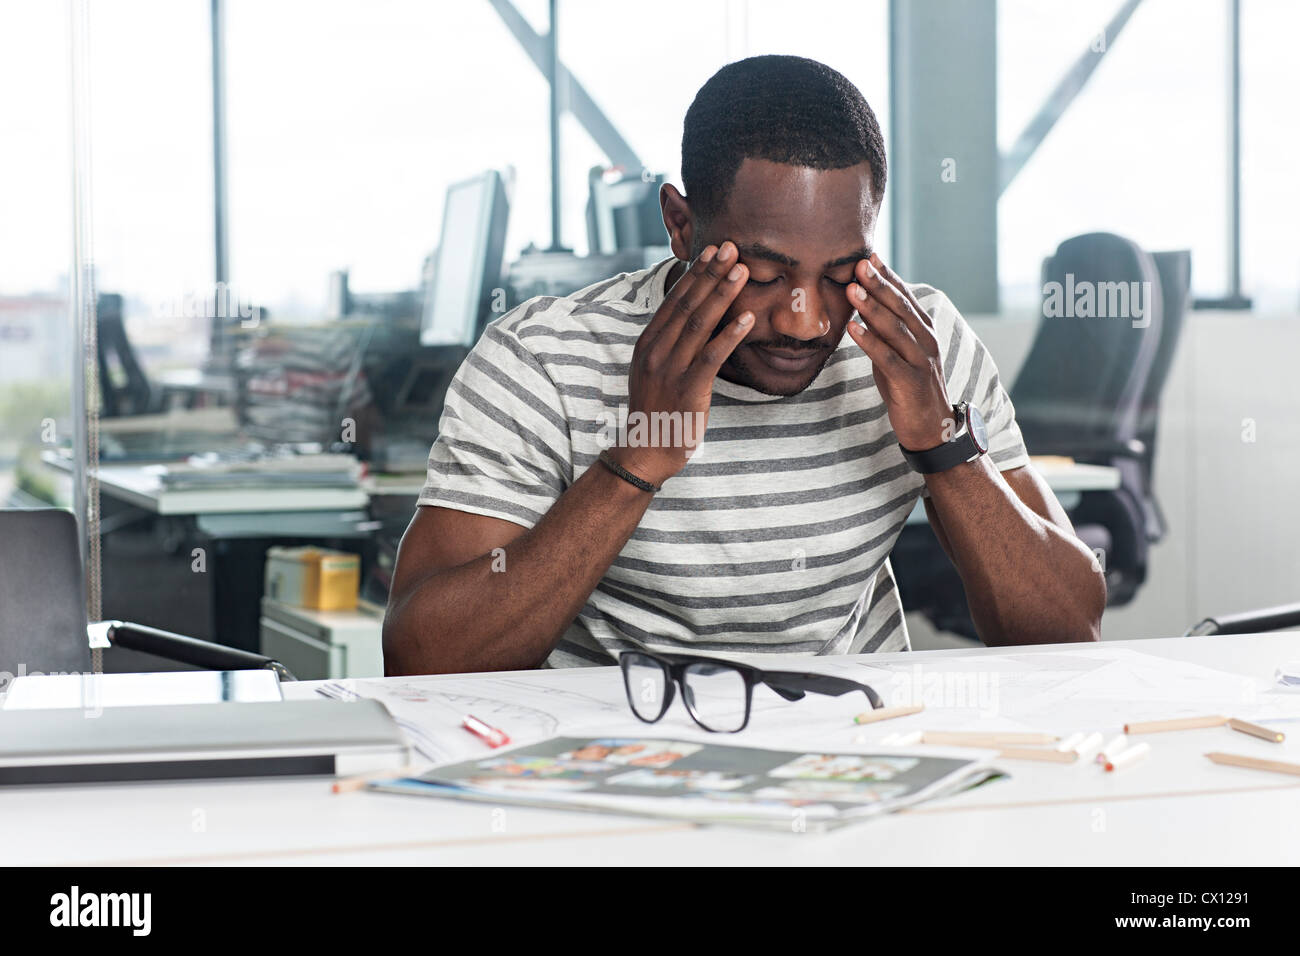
[966,403,989,453]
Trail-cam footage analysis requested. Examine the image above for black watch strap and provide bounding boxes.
[899,403,986,475]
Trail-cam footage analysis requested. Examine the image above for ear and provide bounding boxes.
[659,183,695,262]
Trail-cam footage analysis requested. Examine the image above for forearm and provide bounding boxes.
[925,458,1105,645]
[383,464,652,674]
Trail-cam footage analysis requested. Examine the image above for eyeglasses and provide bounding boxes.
[618,649,883,733]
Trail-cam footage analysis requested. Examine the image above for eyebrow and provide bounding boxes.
[735,242,873,271]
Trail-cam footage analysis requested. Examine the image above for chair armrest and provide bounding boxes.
[97,620,297,680]
[1185,602,1300,636]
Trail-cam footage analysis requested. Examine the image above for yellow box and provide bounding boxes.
[265,546,360,611]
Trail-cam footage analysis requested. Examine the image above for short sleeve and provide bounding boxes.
[912,284,1031,474]
[417,321,571,528]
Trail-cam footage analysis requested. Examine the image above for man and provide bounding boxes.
[384,55,1104,675]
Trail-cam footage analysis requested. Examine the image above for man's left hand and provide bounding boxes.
[844,253,954,451]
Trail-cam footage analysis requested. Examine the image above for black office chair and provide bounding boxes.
[97,293,158,418]
[0,509,294,682]
[1011,233,1176,606]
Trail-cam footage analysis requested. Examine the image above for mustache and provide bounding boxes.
[744,337,829,351]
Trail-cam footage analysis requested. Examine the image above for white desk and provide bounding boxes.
[4,632,1298,866]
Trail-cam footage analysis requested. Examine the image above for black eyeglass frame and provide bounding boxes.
[618,649,884,733]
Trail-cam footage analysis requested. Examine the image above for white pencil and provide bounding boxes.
[1097,733,1128,764]
[1104,742,1150,772]
[1056,732,1086,753]
[1074,732,1105,760]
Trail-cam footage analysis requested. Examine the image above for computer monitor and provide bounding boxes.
[586,167,668,255]
[420,170,510,347]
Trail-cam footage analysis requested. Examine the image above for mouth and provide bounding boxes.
[750,344,829,374]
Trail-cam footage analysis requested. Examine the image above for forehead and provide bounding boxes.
[709,158,877,260]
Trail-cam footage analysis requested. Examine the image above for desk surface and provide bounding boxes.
[4,632,1297,866]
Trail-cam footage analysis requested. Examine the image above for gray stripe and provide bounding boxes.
[943,313,965,373]
[582,601,846,652]
[576,274,627,303]
[516,326,642,347]
[592,581,867,637]
[862,609,904,653]
[600,561,881,611]
[644,462,914,513]
[426,459,559,499]
[438,437,565,492]
[626,487,918,545]
[568,403,890,442]
[611,507,912,577]
[419,487,545,525]
[573,434,900,478]
[464,348,569,436]
[447,377,569,474]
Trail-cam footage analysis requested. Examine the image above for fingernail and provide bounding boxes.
[701,246,717,262]
[737,312,754,327]
[727,264,744,281]
[852,284,867,301]
[718,242,735,260]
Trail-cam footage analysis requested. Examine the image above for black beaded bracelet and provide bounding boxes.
[597,449,661,494]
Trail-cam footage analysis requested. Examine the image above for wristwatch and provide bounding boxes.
[899,401,989,474]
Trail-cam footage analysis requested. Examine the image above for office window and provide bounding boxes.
[0,2,74,507]
[87,0,215,374]
[558,0,892,261]
[1240,0,1300,315]
[224,0,553,318]
[997,0,1230,309]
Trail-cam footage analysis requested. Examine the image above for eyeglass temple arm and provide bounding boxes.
[760,671,883,708]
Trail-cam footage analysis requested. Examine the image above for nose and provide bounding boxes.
[769,285,832,342]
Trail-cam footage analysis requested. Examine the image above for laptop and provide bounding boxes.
[0,698,409,785]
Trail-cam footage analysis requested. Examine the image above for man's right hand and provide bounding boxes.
[609,241,753,487]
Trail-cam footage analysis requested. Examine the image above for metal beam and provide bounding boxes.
[486,0,641,171]
[211,0,228,285]
[999,0,1143,195]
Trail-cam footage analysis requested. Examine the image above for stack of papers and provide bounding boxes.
[148,452,362,491]
[371,736,998,831]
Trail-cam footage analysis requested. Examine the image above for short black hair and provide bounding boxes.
[681,55,887,223]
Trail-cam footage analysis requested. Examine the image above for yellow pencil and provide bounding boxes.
[1205,752,1300,777]
[1123,715,1228,735]
[922,731,1058,746]
[1227,717,1285,743]
[853,703,924,725]
[332,765,418,794]
[996,747,1078,764]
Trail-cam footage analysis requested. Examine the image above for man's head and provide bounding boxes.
[662,55,887,396]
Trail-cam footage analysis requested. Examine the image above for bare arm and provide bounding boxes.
[383,242,755,675]
[923,464,1105,645]
[847,253,1104,646]
[382,468,655,675]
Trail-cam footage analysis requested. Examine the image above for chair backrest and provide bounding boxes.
[0,509,93,677]
[97,292,154,417]
[1140,250,1192,467]
[1011,232,1164,458]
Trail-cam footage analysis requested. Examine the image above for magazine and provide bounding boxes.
[369,736,1000,831]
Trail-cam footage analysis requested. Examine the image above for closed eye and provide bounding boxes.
[824,276,851,288]
[745,276,779,288]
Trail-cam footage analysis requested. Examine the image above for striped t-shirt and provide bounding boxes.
[419,257,1029,667]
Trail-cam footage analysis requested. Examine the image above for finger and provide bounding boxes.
[639,245,717,348]
[849,283,929,366]
[845,317,900,394]
[691,310,755,380]
[661,241,740,346]
[870,253,935,331]
[669,258,749,366]
[852,259,940,359]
